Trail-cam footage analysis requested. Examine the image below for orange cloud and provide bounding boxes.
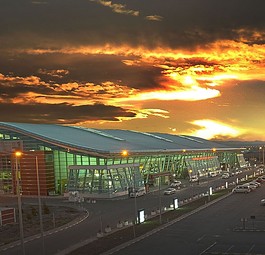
[0,73,46,86]
[90,0,139,16]
[145,15,163,21]
[23,38,265,86]
[4,36,265,128]
[187,119,245,140]
[116,86,221,102]
[135,108,169,119]
[4,39,265,109]
[38,69,69,78]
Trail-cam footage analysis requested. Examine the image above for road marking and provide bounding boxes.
[225,245,234,252]
[102,193,232,255]
[197,234,205,242]
[199,242,217,255]
[248,244,255,253]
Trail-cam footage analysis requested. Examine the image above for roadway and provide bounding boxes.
[107,179,265,254]
[0,167,262,255]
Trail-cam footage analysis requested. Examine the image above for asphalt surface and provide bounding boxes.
[107,183,265,255]
[0,167,263,255]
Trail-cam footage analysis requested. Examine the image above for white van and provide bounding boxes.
[232,185,251,193]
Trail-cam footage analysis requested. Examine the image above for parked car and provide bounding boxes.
[261,198,265,206]
[170,180,182,188]
[232,185,251,193]
[129,187,146,198]
[221,172,230,179]
[249,181,261,187]
[209,172,217,177]
[235,170,241,175]
[255,176,265,183]
[190,175,199,183]
[164,187,177,195]
[242,183,257,190]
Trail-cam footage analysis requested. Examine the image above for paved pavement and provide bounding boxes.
[102,184,265,255]
[0,167,262,255]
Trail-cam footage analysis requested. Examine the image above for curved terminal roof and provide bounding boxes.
[0,122,237,156]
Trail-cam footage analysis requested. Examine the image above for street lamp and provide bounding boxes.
[188,169,192,178]
[14,151,25,255]
[259,146,264,165]
[205,150,210,200]
[121,150,128,157]
[158,175,162,224]
[15,152,45,254]
[133,169,137,236]
[262,146,264,166]
[207,148,216,201]
[36,156,45,255]
[121,150,137,237]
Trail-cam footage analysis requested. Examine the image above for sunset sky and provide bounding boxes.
[1,0,265,141]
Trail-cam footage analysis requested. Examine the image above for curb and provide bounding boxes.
[0,209,89,252]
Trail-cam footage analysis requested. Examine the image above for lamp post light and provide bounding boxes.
[258,146,261,164]
[207,148,216,201]
[133,169,137,237]
[121,150,128,157]
[15,151,25,255]
[158,175,162,224]
[36,156,45,255]
[260,146,265,165]
[121,150,137,238]
[262,145,264,166]
[205,150,209,177]
[188,169,192,179]
[205,150,210,201]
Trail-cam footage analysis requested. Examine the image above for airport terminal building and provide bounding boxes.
[0,122,246,198]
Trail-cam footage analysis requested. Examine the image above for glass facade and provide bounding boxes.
[68,164,143,197]
[0,154,12,193]
[0,127,246,197]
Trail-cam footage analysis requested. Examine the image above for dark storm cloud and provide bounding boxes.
[0,80,45,100]
[0,102,136,124]
[0,52,164,90]
[0,0,264,50]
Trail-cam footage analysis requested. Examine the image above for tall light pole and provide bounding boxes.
[133,169,137,237]
[207,148,216,201]
[205,149,210,201]
[121,150,137,238]
[36,156,45,255]
[263,146,265,166]
[260,146,265,165]
[15,151,25,255]
[259,146,262,164]
[158,175,162,224]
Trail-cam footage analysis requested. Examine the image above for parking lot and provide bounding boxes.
[110,173,265,255]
